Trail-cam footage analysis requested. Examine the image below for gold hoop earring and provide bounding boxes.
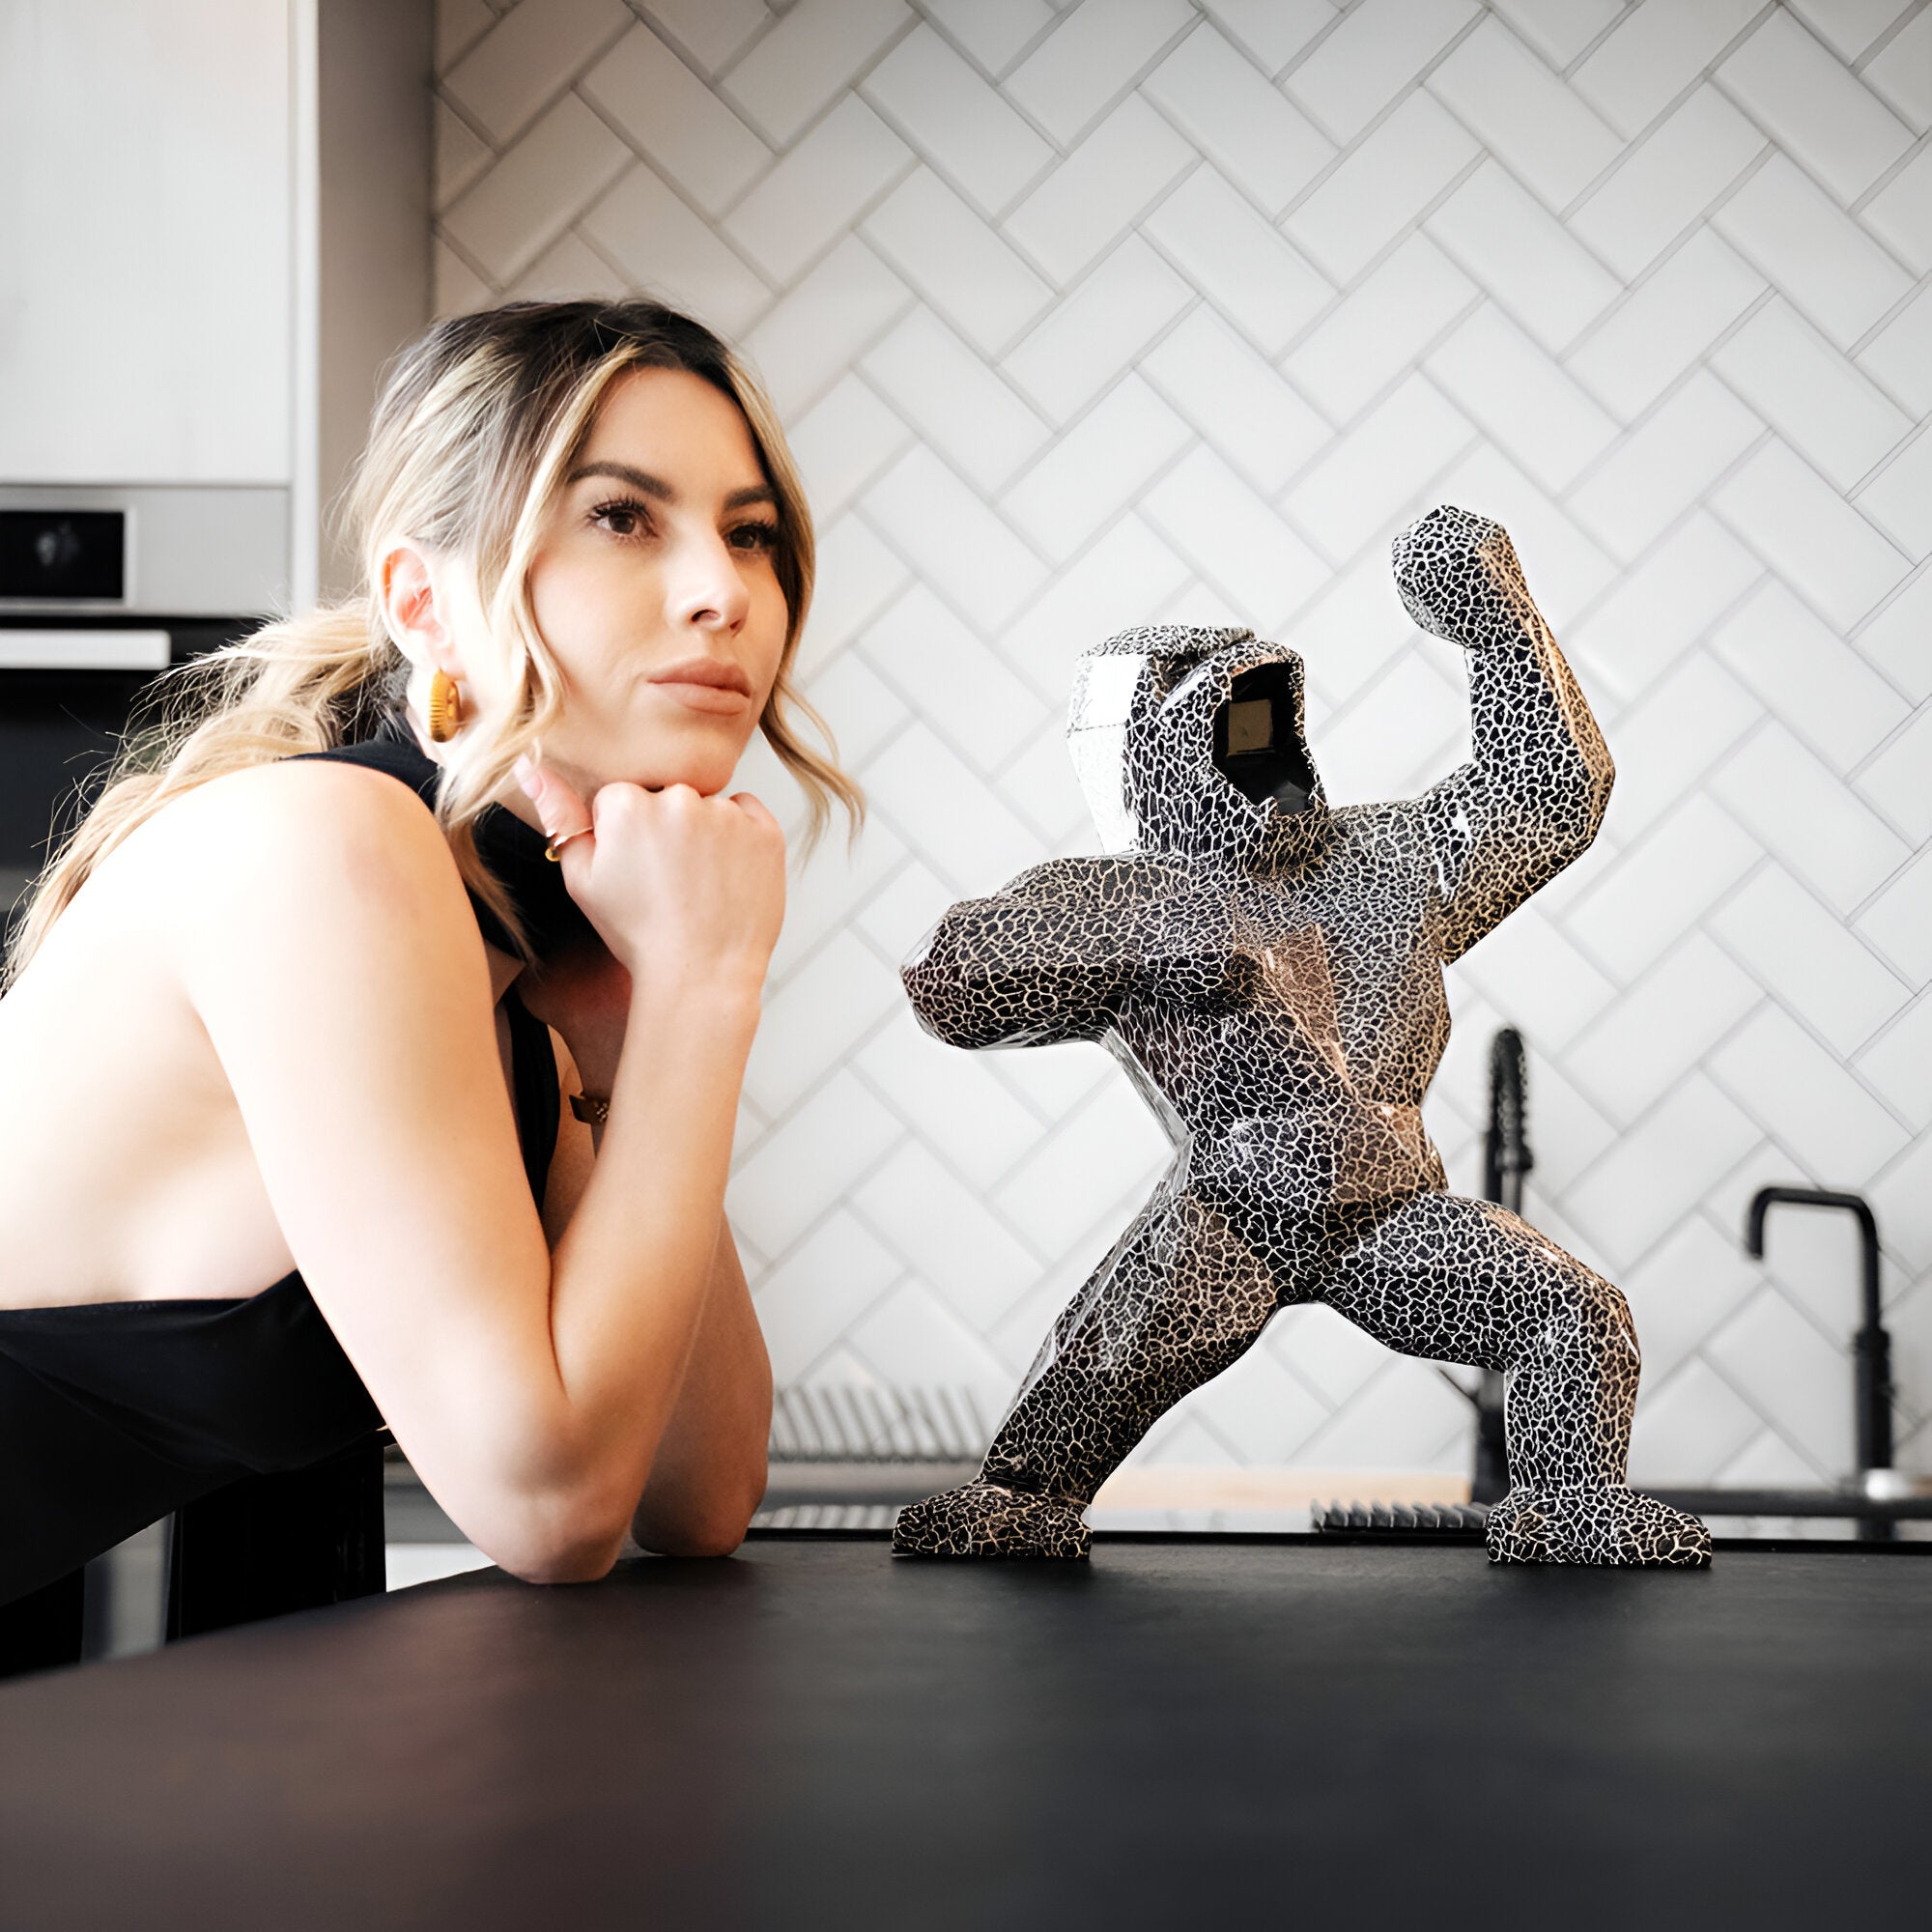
[427,668,464,743]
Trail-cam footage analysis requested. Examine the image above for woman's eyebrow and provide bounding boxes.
[566,460,776,511]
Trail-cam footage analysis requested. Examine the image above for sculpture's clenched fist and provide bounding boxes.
[1391,502,1546,651]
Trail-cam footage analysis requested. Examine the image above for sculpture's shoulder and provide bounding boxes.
[1000,853,1190,906]
[1324,799,1432,872]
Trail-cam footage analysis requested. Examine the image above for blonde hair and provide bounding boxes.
[3,298,862,989]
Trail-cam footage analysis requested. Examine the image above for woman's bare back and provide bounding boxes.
[0,766,527,1312]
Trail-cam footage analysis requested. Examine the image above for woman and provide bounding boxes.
[0,297,859,1626]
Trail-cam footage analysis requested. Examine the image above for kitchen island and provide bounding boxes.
[3,1530,1926,1926]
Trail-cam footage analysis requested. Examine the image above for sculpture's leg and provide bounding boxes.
[1318,1194,1711,1567]
[892,1188,1278,1558]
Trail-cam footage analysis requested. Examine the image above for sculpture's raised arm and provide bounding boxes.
[901,857,1155,1049]
[1394,506,1614,963]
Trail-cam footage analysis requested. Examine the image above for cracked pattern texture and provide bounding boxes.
[892,506,1712,1569]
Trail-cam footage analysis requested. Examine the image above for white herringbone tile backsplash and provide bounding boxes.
[434,0,1932,1489]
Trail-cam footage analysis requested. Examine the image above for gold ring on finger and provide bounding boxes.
[543,825,592,863]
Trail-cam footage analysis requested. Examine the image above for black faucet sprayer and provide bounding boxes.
[1745,1187,1894,1480]
[1466,1028,1534,1504]
[1483,1027,1534,1215]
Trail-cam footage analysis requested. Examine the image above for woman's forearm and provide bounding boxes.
[538,971,762,1552]
[546,1016,771,1556]
[628,1221,771,1554]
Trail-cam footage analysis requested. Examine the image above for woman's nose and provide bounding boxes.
[668,528,751,632]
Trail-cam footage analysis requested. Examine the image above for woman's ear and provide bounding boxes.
[378,541,457,675]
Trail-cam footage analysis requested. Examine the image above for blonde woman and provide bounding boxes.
[0,298,859,1632]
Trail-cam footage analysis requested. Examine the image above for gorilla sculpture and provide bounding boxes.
[892,505,1711,1567]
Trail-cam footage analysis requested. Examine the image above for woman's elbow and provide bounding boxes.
[516,1551,619,1586]
[497,1527,625,1586]
[485,1490,632,1585]
[632,1465,766,1559]
[640,1515,753,1560]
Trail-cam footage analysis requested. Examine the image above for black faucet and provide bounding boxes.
[1466,1029,1533,1504]
[1483,1027,1533,1214]
[1745,1187,1894,1481]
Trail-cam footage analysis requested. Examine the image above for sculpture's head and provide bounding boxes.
[1066,624,1328,871]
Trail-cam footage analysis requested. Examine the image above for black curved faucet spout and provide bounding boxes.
[1745,1186,1893,1478]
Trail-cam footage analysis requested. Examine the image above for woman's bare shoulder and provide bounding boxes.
[145,755,467,952]
[161,753,441,855]
[86,755,496,1065]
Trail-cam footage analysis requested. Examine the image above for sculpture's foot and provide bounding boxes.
[1486,1484,1712,1567]
[892,1481,1092,1559]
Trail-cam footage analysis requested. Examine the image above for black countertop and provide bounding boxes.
[3,1531,1928,1929]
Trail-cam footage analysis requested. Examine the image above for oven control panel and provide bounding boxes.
[0,509,126,603]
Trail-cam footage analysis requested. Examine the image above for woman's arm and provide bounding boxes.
[627,1221,770,1555]
[169,759,774,1586]
[543,1032,770,1554]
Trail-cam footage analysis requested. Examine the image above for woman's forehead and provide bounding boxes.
[582,365,759,475]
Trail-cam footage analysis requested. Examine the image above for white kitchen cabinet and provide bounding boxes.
[0,0,294,486]
[0,0,431,600]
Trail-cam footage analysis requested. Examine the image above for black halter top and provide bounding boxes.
[0,721,575,1605]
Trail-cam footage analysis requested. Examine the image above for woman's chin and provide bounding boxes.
[571,718,757,797]
[630,756,743,797]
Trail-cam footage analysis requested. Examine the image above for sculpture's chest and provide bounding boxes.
[1128,834,1447,1085]
[1226,847,1435,1000]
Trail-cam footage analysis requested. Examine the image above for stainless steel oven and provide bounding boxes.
[0,483,290,945]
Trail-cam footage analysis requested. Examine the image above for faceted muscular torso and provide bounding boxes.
[1122,809,1446,1114]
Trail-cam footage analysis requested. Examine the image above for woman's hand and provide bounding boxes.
[514,755,786,1005]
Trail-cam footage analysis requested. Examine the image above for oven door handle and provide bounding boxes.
[0,629,171,670]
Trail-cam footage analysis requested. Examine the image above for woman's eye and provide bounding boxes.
[589,497,657,539]
[589,499,781,554]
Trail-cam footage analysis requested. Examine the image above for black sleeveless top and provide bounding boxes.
[0,721,577,1606]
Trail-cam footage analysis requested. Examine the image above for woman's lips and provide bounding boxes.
[649,679,754,715]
